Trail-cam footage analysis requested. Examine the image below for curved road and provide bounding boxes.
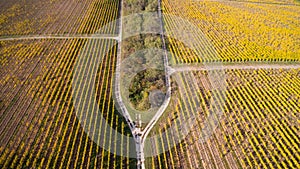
[114,0,172,168]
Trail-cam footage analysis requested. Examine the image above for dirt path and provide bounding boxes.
[170,63,300,74]
[0,34,119,41]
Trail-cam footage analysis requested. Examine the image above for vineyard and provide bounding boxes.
[148,68,300,168]
[163,0,300,63]
[0,0,137,168]
[0,0,119,35]
[0,0,299,169]
[0,37,139,168]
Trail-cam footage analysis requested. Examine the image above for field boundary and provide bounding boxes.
[170,62,300,74]
[0,34,119,41]
[200,0,300,6]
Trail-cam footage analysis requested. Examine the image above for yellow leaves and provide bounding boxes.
[163,0,300,63]
[14,19,31,33]
[0,4,20,27]
[0,14,8,25]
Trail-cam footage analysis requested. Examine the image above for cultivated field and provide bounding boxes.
[148,68,300,168]
[0,0,137,168]
[163,0,300,63]
[0,0,119,35]
[0,38,138,168]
